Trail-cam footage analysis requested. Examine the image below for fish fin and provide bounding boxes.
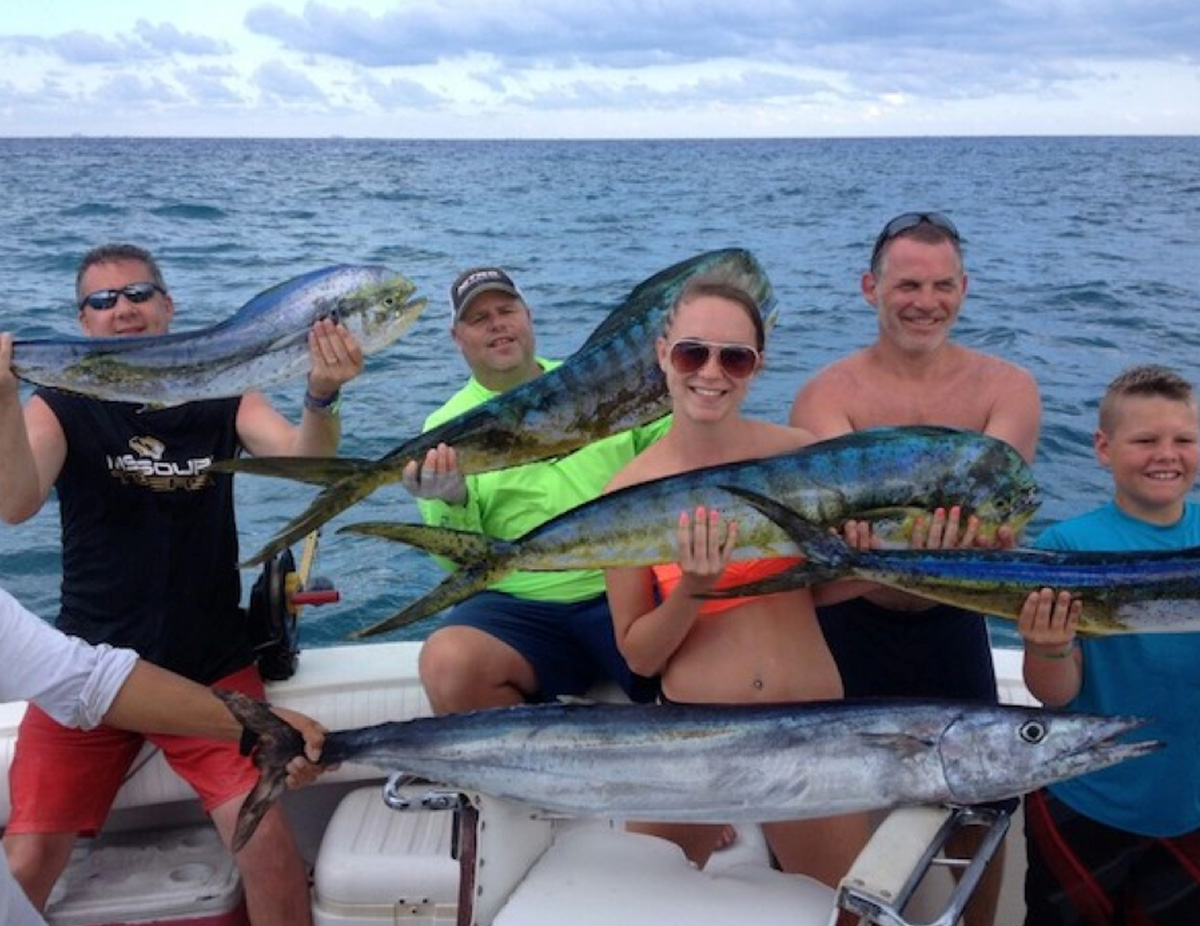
[208,455,375,487]
[213,689,306,853]
[581,249,772,347]
[348,566,496,639]
[338,521,495,566]
[719,484,853,565]
[859,732,937,759]
[696,563,836,599]
[240,472,388,567]
[762,303,781,337]
[693,485,854,600]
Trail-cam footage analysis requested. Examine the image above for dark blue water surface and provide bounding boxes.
[2,136,1198,649]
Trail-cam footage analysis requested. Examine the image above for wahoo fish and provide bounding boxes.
[219,690,1157,853]
[342,426,1039,638]
[721,485,1200,635]
[212,248,774,566]
[11,265,425,406]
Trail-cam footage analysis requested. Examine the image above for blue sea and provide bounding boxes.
[2,136,1199,651]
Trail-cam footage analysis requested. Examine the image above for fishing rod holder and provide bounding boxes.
[832,804,1011,926]
[383,772,467,813]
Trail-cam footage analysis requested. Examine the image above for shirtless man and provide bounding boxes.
[789,212,1041,926]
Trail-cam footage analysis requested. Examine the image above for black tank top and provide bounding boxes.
[39,389,254,683]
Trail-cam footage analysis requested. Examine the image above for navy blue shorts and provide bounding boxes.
[443,591,658,704]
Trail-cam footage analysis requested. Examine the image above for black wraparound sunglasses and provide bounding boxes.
[79,281,166,311]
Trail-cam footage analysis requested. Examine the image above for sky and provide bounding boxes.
[1,1,1198,138]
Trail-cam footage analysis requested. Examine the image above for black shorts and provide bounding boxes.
[816,598,999,702]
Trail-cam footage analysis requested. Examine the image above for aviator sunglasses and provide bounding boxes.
[668,338,761,379]
[870,212,960,269]
[78,281,166,311]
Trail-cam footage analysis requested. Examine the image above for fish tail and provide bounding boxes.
[241,475,384,567]
[348,567,497,639]
[214,690,306,853]
[208,456,376,488]
[337,521,496,566]
[707,483,854,596]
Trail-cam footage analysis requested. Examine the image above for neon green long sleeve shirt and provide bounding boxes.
[417,358,670,602]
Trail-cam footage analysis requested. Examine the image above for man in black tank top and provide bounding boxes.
[0,243,365,926]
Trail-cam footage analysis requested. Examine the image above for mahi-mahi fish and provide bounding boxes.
[210,248,774,566]
[218,690,1157,853]
[715,485,1200,635]
[341,426,1040,638]
[11,265,426,406]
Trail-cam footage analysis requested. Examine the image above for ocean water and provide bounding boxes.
[2,135,1198,651]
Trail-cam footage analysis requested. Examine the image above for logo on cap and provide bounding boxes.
[450,267,520,320]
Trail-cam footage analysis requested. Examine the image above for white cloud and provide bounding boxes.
[253,59,328,103]
[0,1,1196,137]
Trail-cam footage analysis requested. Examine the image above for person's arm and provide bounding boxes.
[607,508,736,677]
[788,369,856,439]
[0,335,66,524]
[1018,587,1083,707]
[981,363,1042,466]
[104,661,324,762]
[236,318,363,458]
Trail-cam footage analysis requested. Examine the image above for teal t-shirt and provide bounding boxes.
[417,358,671,603]
[1036,501,1200,837]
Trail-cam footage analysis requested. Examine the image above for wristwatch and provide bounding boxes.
[304,389,342,416]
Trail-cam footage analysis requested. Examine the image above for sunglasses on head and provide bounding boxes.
[668,338,760,380]
[79,281,166,311]
[870,212,960,268]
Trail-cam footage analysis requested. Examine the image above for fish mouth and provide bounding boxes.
[943,712,1160,804]
[1041,715,1161,783]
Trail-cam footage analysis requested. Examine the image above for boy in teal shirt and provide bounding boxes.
[1018,364,1200,924]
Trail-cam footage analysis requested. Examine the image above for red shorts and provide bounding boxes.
[6,664,264,836]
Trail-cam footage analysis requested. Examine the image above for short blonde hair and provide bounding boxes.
[1098,365,1196,432]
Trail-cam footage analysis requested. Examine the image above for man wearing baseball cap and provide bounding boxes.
[401,266,668,714]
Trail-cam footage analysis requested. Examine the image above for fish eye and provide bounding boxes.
[1019,720,1047,744]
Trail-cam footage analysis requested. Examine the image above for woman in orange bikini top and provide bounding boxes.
[602,275,867,888]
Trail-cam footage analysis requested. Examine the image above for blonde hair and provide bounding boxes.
[1098,365,1196,432]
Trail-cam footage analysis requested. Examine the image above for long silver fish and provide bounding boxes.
[11,265,426,405]
[342,426,1040,638]
[718,485,1200,635]
[210,248,774,566]
[219,690,1158,853]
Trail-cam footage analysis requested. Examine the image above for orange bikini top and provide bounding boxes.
[650,557,802,615]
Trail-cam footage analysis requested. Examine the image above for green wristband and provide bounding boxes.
[1033,643,1075,660]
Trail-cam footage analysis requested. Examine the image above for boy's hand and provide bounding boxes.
[1019,587,1081,653]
